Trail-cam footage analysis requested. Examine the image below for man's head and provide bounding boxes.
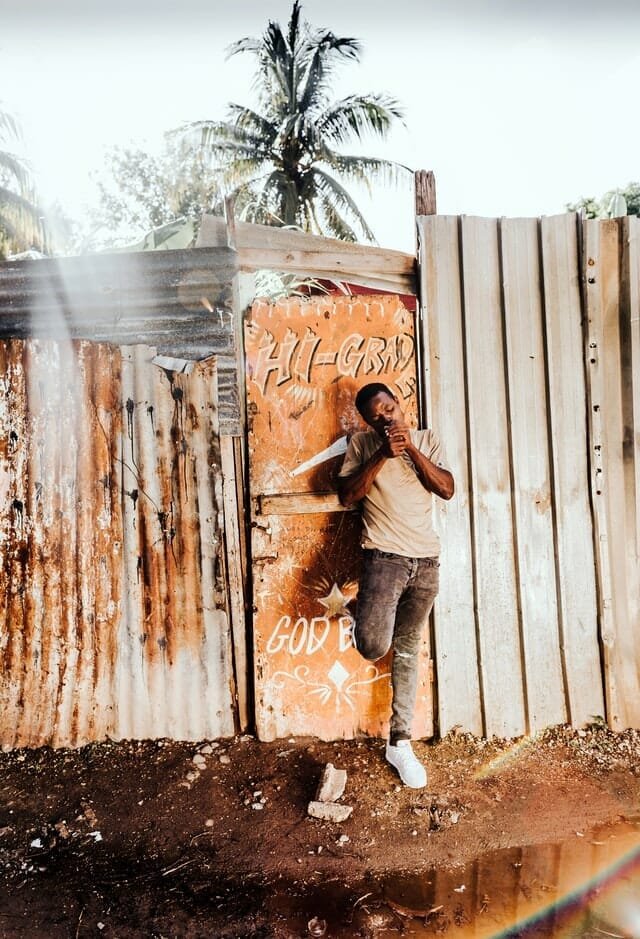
[355,382,405,437]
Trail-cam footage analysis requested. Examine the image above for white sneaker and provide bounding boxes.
[385,740,427,789]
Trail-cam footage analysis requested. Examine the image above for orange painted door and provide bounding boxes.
[245,294,432,741]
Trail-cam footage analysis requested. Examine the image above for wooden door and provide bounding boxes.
[245,294,431,741]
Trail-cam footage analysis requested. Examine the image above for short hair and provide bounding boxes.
[354,382,395,416]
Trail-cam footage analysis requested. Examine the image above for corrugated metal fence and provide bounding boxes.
[0,340,236,748]
[419,213,640,737]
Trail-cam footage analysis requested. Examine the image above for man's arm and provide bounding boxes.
[337,447,387,507]
[337,430,408,506]
[389,421,455,501]
[406,443,455,500]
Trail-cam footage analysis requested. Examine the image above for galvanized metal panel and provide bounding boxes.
[0,248,242,433]
[540,214,603,726]
[418,213,610,736]
[418,215,482,736]
[501,217,566,730]
[460,216,525,738]
[0,339,235,748]
[246,294,429,742]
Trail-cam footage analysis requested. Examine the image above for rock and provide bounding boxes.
[80,802,98,828]
[308,916,327,936]
[316,763,347,803]
[199,745,214,755]
[307,801,353,823]
[54,821,70,840]
[219,754,230,765]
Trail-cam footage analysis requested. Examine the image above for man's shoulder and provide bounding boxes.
[349,429,378,447]
[411,427,435,446]
[412,427,449,470]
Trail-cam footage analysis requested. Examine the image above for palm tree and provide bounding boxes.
[0,107,46,258]
[186,1,409,242]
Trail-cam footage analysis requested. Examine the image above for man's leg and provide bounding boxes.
[389,557,439,743]
[354,550,410,662]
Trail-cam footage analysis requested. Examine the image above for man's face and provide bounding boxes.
[360,391,404,438]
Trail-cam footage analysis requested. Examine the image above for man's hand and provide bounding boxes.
[381,419,410,457]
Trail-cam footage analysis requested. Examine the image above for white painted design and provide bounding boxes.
[317,582,352,618]
[271,662,390,712]
[265,614,354,656]
[327,660,349,691]
[290,435,347,477]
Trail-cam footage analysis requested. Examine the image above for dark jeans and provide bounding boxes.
[354,549,439,742]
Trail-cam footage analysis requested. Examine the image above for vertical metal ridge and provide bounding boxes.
[496,217,530,735]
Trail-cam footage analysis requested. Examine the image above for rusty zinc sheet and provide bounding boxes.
[246,294,432,741]
[0,247,242,433]
[0,340,235,748]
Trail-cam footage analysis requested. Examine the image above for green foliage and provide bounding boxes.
[566,182,640,219]
[86,142,223,251]
[183,1,409,243]
[0,106,47,258]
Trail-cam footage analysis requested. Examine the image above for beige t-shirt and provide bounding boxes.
[339,428,448,558]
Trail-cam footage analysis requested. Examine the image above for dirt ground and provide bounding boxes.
[1,724,639,938]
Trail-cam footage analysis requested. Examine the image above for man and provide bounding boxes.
[337,382,454,788]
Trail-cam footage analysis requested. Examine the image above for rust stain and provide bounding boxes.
[0,340,235,749]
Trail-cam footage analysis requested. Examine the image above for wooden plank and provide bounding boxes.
[586,218,640,728]
[418,215,481,735]
[258,491,348,515]
[197,214,417,295]
[237,249,415,294]
[500,218,566,731]
[220,434,249,731]
[461,216,525,738]
[540,214,604,726]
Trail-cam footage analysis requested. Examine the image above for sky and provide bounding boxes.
[1,0,639,252]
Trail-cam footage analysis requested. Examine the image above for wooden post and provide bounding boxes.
[414,170,437,732]
[224,195,237,249]
[415,170,437,217]
[414,171,437,424]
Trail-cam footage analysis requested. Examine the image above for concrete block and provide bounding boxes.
[316,763,347,803]
[307,801,353,823]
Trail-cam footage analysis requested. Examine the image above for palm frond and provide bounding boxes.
[314,188,360,242]
[298,33,362,111]
[287,1,303,56]
[309,168,377,242]
[0,150,33,192]
[322,150,412,191]
[0,187,47,252]
[184,118,270,153]
[226,104,278,142]
[316,94,404,143]
[217,158,273,192]
[225,37,262,59]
